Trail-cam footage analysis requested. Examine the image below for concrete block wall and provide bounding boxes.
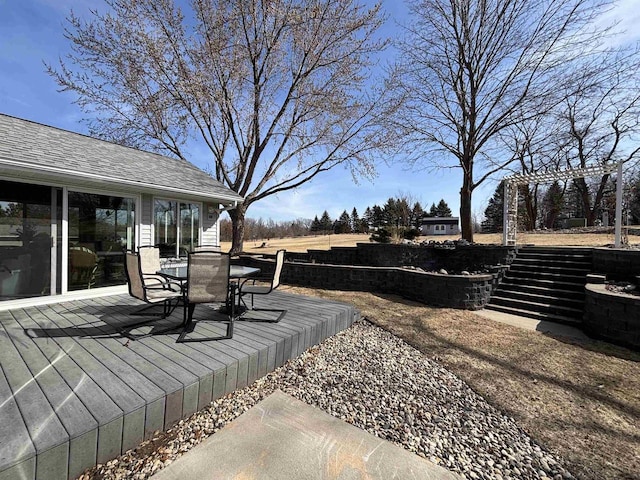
[584,284,640,349]
[592,248,640,280]
[289,243,515,271]
[392,269,494,310]
[238,254,497,310]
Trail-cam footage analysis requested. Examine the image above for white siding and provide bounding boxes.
[140,193,154,247]
[201,202,220,246]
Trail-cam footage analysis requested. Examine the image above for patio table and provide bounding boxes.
[157,265,261,314]
[157,265,260,282]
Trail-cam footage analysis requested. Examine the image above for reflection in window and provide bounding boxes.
[68,192,135,290]
[154,200,200,257]
[0,180,54,300]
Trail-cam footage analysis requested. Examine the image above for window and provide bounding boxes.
[0,180,60,300]
[68,192,136,290]
[154,200,200,258]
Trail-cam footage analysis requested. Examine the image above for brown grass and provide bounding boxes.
[227,230,640,478]
[279,287,640,480]
[222,231,640,254]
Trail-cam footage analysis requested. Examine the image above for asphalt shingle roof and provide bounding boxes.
[0,113,243,204]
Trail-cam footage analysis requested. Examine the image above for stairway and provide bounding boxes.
[486,246,592,325]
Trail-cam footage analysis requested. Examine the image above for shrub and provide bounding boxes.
[403,228,421,240]
[370,228,392,243]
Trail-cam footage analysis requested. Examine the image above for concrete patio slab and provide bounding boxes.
[475,308,590,342]
[151,390,460,480]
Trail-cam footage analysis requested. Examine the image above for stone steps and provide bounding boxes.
[486,247,592,323]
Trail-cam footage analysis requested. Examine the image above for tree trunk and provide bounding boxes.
[460,174,474,242]
[227,205,247,255]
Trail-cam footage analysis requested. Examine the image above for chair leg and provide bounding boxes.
[120,298,182,340]
[177,298,234,343]
[237,293,286,323]
[131,298,178,319]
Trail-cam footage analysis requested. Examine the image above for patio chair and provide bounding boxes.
[177,251,236,342]
[69,246,98,289]
[193,245,222,252]
[138,246,172,285]
[238,249,286,322]
[122,251,184,337]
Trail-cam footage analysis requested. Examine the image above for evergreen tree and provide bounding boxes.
[566,180,588,219]
[383,197,411,227]
[428,202,437,217]
[482,182,504,233]
[362,207,373,230]
[435,199,452,217]
[518,184,539,231]
[350,207,360,232]
[319,211,332,232]
[541,181,564,229]
[310,215,321,232]
[411,202,424,228]
[334,210,352,233]
[383,197,398,226]
[371,205,385,227]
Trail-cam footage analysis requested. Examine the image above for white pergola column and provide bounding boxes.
[615,161,623,248]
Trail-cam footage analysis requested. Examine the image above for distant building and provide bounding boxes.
[419,217,460,235]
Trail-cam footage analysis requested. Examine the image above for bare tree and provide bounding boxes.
[48,0,396,253]
[392,0,612,242]
[559,48,640,225]
[499,114,570,230]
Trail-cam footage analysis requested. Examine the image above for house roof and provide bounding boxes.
[421,217,459,225]
[0,113,243,205]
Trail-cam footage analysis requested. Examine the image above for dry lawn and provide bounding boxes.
[222,231,640,254]
[228,230,639,478]
[279,286,640,480]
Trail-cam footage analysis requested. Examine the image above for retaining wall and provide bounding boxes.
[239,243,516,310]
[592,248,640,280]
[584,284,640,349]
[289,242,515,271]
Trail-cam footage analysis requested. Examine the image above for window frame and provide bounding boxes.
[152,197,203,258]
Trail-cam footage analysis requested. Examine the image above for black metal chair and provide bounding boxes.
[177,251,236,342]
[122,251,184,338]
[238,249,286,322]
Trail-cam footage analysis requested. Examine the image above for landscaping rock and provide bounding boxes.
[81,319,571,480]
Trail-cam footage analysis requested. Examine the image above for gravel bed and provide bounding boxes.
[81,319,573,480]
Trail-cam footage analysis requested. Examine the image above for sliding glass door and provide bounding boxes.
[67,191,136,290]
[0,180,61,300]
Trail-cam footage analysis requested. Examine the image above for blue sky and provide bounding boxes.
[1,0,638,223]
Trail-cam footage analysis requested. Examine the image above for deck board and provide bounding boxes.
[0,309,70,480]
[0,291,357,480]
[1,309,98,480]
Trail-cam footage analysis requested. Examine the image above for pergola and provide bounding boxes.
[502,162,624,247]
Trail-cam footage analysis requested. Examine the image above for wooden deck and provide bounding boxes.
[0,291,358,480]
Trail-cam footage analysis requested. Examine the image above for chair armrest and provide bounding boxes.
[144,281,182,294]
[239,275,271,289]
[143,273,171,284]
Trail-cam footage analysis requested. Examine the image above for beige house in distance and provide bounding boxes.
[419,216,460,236]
